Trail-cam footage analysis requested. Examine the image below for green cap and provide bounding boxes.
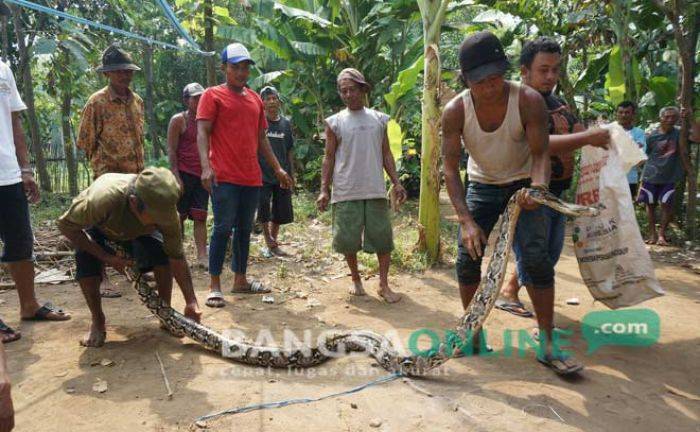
[134,168,181,222]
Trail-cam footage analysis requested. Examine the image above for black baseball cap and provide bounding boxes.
[459,31,509,83]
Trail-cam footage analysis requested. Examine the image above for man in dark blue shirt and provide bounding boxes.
[637,106,685,245]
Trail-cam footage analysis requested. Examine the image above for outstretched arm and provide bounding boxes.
[519,87,551,188]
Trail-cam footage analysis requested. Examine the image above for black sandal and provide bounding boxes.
[21,302,71,321]
[537,353,584,375]
[0,319,21,343]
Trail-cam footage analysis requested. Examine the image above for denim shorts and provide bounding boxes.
[456,180,554,289]
[514,202,566,287]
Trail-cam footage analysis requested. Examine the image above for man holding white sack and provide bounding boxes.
[496,37,610,321]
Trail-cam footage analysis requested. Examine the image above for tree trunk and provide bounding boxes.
[677,42,697,243]
[204,0,217,87]
[143,43,162,159]
[58,51,78,196]
[10,6,51,192]
[655,0,698,241]
[417,0,450,263]
[1,15,8,62]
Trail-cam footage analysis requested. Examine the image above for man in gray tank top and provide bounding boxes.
[317,69,407,303]
[442,31,583,374]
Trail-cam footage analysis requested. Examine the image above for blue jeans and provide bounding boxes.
[209,183,260,276]
[514,204,566,287]
[456,181,554,289]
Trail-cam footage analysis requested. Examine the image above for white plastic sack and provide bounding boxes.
[572,124,664,309]
[606,122,647,172]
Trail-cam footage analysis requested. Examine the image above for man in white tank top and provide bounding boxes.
[443,31,583,374]
[317,69,407,303]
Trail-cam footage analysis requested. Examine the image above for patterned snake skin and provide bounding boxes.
[130,189,598,376]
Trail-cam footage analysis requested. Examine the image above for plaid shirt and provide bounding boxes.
[77,86,145,179]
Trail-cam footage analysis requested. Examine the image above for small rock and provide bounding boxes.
[306,298,322,308]
[100,358,115,367]
[296,291,309,299]
[350,403,358,409]
[262,295,275,304]
[54,371,68,378]
[369,418,382,428]
[344,305,350,309]
[66,387,76,394]
[194,420,208,429]
[268,379,277,383]
[92,379,108,393]
[566,297,580,305]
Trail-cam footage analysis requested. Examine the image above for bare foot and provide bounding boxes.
[377,285,401,303]
[657,236,670,246]
[349,280,366,296]
[80,322,106,347]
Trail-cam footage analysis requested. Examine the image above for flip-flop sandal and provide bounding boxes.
[231,281,271,294]
[0,319,21,343]
[261,248,274,258]
[270,247,289,257]
[495,299,534,318]
[21,302,71,321]
[537,353,584,375]
[100,288,122,298]
[206,291,226,308]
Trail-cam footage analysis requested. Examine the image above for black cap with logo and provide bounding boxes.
[459,31,509,83]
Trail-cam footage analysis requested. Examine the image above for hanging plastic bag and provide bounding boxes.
[572,124,664,309]
[607,122,647,171]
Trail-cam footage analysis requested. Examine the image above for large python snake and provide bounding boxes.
[130,188,597,376]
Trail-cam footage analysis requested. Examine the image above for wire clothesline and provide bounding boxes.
[3,0,214,56]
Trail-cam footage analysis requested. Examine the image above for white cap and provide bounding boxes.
[182,82,205,98]
[221,43,255,65]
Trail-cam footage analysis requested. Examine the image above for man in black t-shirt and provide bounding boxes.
[257,86,295,256]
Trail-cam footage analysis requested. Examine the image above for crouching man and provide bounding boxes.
[57,168,202,347]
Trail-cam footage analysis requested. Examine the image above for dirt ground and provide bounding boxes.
[2,210,699,431]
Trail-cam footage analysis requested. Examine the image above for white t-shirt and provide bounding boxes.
[325,107,389,203]
[0,60,27,186]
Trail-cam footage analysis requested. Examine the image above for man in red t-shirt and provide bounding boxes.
[197,43,293,308]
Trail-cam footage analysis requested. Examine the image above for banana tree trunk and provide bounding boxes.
[204,0,217,87]
[417,0,450,263]
[11,6,51,192]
